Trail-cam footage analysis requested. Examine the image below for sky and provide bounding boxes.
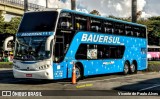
[5,0,160,21]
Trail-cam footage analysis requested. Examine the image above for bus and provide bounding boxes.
[147,45,160,60]
[11,9,147,80]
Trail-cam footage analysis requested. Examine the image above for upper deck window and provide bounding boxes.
[18,11,58,33]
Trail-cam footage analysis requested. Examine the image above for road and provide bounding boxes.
[0,69,160,98]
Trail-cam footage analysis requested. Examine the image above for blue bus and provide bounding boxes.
[12,9,147,80]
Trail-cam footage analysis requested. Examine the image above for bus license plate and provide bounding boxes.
[26,74,32,77]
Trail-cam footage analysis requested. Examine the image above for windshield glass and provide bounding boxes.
[14,36,52,61]
[18,11,58,32]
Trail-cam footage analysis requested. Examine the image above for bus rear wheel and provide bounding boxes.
[123,61,129,75]
[130,63,137,74]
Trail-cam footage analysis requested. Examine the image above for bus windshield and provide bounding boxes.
[14,36,51,61]
[18,11,58,32]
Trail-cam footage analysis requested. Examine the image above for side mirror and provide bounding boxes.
[45,35,54,51]
[3,36,14,51]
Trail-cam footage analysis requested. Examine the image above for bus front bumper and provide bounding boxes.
[13,68,53,79]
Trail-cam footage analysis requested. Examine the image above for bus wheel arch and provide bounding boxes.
[75,62,84,80]
[130,60,137,74]
[123,60,130,75]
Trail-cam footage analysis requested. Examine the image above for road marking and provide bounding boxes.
[139,84,160,91]
[78,72,156,84]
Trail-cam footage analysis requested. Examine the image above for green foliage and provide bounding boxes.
[137,17,160,45]
[0,16,21,34]
[148,61,160,65]
[0,62,13,65]
[90,10,101,16]
[107,15,160,45]
[0,16,5,34]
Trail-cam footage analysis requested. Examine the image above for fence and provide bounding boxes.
[0,0,45,10]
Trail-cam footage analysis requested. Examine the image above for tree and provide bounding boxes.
[90,10,101,16]
[0,16,5,34]
[0,16,21,35]
[4,17,21,34]
[106,15,160,45]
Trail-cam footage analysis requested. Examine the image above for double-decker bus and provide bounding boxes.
[147,45,160,60]
[12,9,147,80]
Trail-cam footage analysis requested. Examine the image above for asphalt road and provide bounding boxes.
[0,69,160,98]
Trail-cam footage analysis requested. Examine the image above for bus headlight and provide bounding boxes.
[39,65,50,70]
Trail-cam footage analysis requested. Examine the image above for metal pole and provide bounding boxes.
[71,0,76,10]
[132,0,137,23]
[24,0,28,12]
[46,0,48,8]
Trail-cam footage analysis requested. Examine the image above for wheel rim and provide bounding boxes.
[75,67,81,79]
[131,64,135,73]
[124,63,129,74]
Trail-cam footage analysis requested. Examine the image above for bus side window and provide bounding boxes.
[53,37,64,62]
[60,19,70,29]
[75,15,87,31]
[109,46,125,59]
[58,12,73,30]
[90,18,102,32]
[125,25,132,36]
[87,44,97,59]
[114,23,125,35]
[119,24,125,35]
[97,45,105,59]
[133,26,140,37]
[140,27,146,38]
[104,21,114,34]
[75,44,87,59]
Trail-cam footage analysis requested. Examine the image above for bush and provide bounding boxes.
[0,62,13,68]
[147,61,160,72]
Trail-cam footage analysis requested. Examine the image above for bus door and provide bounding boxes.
[141,48,147,68]
[53,36,66,79]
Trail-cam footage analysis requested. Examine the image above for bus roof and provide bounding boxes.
[61,9,146,28]
[26,8,146,28]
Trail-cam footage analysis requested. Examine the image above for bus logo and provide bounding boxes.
[27,67,29,71]
[81,34,120,44]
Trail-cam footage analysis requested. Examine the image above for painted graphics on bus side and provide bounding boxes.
[53,32,147,79]
[81,34,120,44]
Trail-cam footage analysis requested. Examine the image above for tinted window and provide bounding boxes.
[75,44,87,59]
[104,21,114,34]
[75,15,88,31]
[90,18,102,32]
[114,23,125,35]
[98,45,125,59]
[18,11,58,32]
[140,27,146,38]
[58,12,73,30]
[125,25,132,36]
[75,44,125,60]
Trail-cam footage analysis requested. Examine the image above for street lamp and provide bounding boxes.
[24,0,28,12]
[132,0,137,23]
[46,0,48,8]
[71,0,76,10]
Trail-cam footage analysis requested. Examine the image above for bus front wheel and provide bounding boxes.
[123,61,129,75]
[75,65,82,81]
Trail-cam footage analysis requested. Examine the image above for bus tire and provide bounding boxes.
[75,64,83,81]
[130,61,137,74]
[123,61,130,75]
